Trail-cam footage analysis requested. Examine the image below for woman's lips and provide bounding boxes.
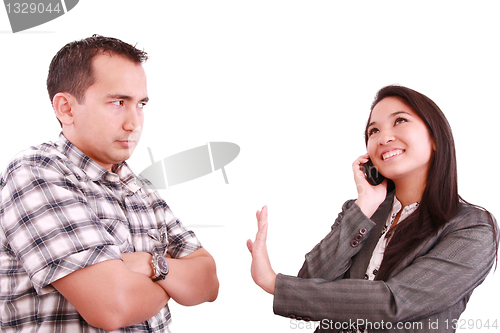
[382,149,404,161]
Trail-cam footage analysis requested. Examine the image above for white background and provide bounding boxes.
[1,1,499,332]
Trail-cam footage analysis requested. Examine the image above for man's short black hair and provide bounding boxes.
[47,34,148,116]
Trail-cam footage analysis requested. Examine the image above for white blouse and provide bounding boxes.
[364,198,420,280]
[356,198,420,333]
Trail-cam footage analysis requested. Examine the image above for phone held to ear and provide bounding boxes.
[362,159,386,186]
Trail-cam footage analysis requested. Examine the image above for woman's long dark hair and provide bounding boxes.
[365,85,497,281]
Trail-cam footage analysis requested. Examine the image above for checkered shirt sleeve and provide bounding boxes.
[1,155,123,294]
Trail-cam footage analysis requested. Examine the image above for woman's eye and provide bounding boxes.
[368,127,379,137]
[395,117,407,125]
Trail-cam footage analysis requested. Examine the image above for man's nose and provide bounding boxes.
[123,107,142,132]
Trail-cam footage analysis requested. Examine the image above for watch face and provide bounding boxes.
[158,256,169,274]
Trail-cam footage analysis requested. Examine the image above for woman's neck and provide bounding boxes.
[393,173,427,207]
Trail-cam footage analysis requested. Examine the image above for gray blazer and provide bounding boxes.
[273,192,498,332]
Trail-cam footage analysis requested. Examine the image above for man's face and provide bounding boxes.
[67,52,148,171]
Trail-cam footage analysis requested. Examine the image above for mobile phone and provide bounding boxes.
[362,159,386,186]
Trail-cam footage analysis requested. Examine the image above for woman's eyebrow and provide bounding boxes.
[390,110,411,117]
[368,111,411,128]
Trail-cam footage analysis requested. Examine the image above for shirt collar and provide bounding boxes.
[55,133,141,193]
[389,196,420,225]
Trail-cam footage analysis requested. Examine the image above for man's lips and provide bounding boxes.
[381,148,405,161]
[117,140,137,147]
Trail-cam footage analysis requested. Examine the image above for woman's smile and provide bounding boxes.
[381,148,405,161]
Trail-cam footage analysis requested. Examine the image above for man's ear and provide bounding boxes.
[53,92,77,126]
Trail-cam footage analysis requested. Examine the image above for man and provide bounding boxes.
[0,35,219,332]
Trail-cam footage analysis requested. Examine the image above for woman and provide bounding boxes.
[247,85,498,332]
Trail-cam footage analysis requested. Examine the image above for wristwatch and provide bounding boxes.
[151,253,169,282]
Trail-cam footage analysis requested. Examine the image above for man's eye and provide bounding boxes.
[112,100,124,106]
[138,102,147,108]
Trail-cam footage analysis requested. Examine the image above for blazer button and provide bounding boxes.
[359,228,367,235]
[303,317,311,322]
[351,240,359,247]
[288,315,296,319]
[296,317,303,321]
[355,234,363,241]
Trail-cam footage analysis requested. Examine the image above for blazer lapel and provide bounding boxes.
[346,191,395,279]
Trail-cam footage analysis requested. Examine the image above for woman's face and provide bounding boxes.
[366,97,435,184]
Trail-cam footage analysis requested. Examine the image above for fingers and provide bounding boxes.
[352,153,370,173]
[352,154,370,187]
[248,205,269,255]
[355,152,370,164]
[255,223,268,245]
[256,205,268,227]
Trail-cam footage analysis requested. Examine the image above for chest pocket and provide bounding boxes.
[146,225,168,255]
[99,218,134,253]
[99,218,169,255]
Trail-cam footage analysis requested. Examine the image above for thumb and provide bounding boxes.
[246,239,253,253]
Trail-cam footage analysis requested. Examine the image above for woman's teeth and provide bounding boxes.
[382,150,404,160]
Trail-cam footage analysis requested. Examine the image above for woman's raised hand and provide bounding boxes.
[247,206,277,295]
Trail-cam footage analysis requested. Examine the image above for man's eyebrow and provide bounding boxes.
[367,111,411,128]
[106,94,132,100]
[106,94,149,102]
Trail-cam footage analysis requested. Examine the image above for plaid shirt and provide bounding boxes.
[0,133,202,332]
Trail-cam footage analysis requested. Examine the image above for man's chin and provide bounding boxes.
[117,153,133,163]
[108,150,134,165]
[128,145,138,157]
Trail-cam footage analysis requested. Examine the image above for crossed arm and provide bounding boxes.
[52,248,218,331]
[123,248,219,306]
